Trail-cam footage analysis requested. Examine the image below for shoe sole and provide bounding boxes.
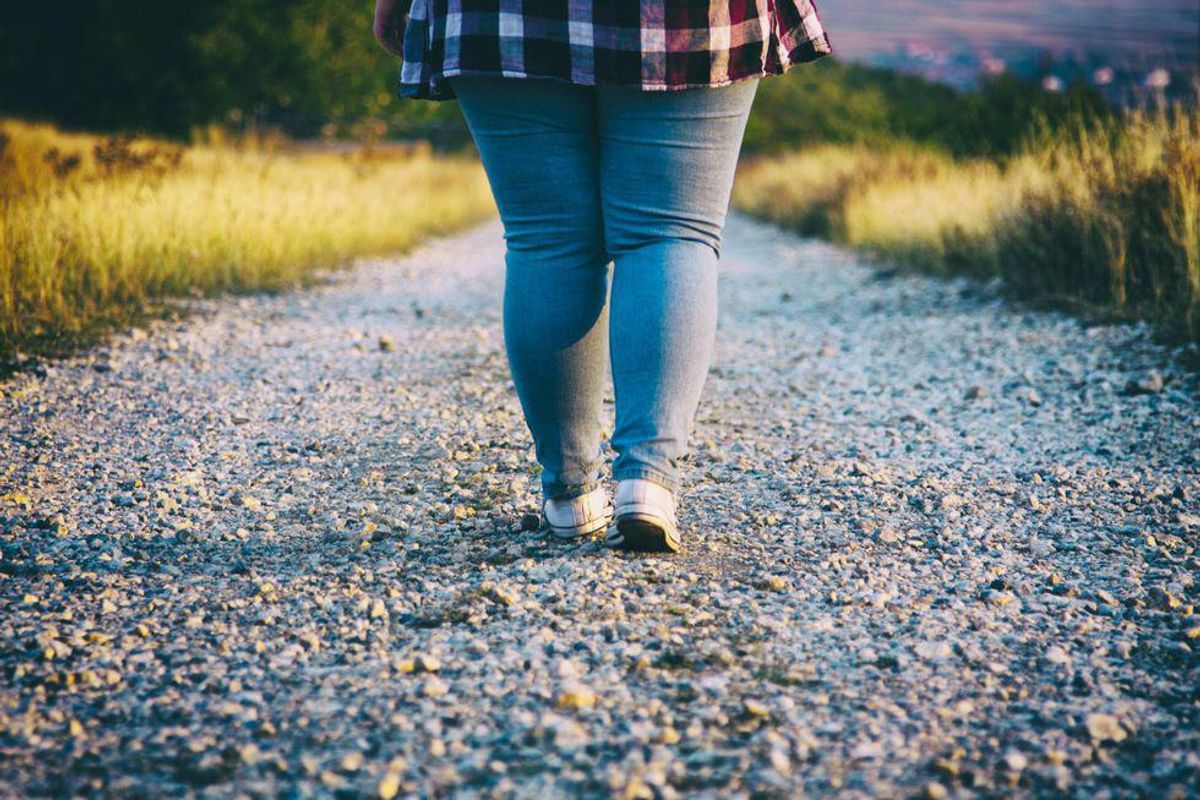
[606,513,680,553]
[548,506,613,540]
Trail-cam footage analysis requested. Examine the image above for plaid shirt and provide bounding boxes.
[398,1,832,101]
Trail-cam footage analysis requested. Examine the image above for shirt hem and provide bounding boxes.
[398,38,832,103]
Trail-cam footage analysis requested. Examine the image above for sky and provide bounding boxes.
[819,0,1200,68]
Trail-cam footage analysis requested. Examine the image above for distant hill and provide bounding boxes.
[823,0,1199,74]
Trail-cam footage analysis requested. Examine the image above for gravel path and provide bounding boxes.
[1,214,1198,799]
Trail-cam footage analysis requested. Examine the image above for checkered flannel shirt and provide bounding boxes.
[398,1,832,101]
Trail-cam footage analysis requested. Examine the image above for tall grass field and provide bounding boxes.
[734,106,1200,344]
[0,120,494,360]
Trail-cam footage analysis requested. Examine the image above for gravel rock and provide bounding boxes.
[1124,369,1165,395]
[0,215,1196,797]
[1085,713,1128,743]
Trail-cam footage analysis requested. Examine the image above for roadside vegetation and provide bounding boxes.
[0,120,493,361]
[735,62,1200,344]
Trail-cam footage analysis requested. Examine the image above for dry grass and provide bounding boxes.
[734,106,1200,343]
[0,120,495,358]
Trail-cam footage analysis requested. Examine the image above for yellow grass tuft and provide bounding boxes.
[1,120,495,358]
[734,106,1200,343]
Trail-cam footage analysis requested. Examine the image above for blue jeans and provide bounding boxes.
[450,75,758,500]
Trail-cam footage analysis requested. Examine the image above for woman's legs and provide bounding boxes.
[451,76,610,500]
[598,79,759,493]
[451,75,759,501]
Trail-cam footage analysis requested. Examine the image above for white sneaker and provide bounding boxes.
[542,487,613,539]
[606,478,681,553]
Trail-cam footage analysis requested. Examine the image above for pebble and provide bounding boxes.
[1085,713,1127,743]
[557,684,597,710]
[1123,370,1165,395]
[743,700,770,718]
[378,773,402,800]
[923,782,950,800]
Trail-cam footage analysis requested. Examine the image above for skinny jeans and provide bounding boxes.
[450,75,758,499]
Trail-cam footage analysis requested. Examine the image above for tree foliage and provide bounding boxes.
[746,58,1114,157]
[0,0,463,140]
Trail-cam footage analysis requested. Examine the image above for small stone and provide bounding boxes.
[939,493,965,510]
[378,773,401,800]
[340,752,363,772]
[481,582,519,606]
[1123,370,1164,395]
[546,715,589,750]
[743,700,770,718]
[422,676,450,698]
[761,575,789,592]
[1003,750,1028,771]
[1176,512,1200,530]
[1149,586,1181,611]
[876,525,902,544]
[850,461,875,478]
[1045,646,1072,666]
[557,684,597,710]
[851,740,883,760]
[519,512,541,531]
[1085,713,1127,742]
[964,385,987,400]
[370,599,388,619]
[237,495,263,513]
[378,335,397,353]
[923,782,949,800]
[414,654,441,673]
[1185,626,1200,640]
[985,590,1016,607]
[768,748,791,777]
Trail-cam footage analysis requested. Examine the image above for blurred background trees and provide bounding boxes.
[0,0,1119,156]
[0,0,466,141]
